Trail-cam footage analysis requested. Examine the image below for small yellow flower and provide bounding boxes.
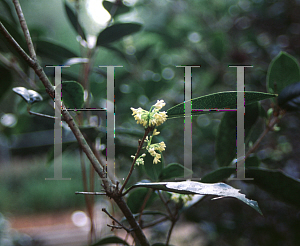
[153,100,166,110]
[157,141,166,152]
[153,129,160,136]
[153,153,161,164]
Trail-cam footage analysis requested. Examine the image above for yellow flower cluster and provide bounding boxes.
[131,100,167,166]
[131,153,146,166]
[131,100,167,128]
[170,193,194,206]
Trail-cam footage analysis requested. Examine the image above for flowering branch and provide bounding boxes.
[119,127,151,195]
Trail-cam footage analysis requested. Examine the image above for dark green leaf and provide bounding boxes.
[247,167,300,208]
[167,91,276,119]
[35,39,78,63]
[278,81,300,111]
[12,87,43,104]
[0,18,28,69]
[64,1,87,40]
[159,163,193,181]
[215,103,259,167]
[102,0,131,16]
[96,23,142,47]
[267,51,300,94]
[201,167,235,183]
[89,236,129,246]
[127,188,157,214]
[143,151,164,181]
[130,181,262,215]
[0,64,12,100]
[0,0,18,25]
[245,155,260,167]
[61,81,84,109]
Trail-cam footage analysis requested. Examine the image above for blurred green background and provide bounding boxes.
[1,0,300,245]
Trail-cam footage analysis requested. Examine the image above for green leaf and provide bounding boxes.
[267,51,300,94]
[167,91,276,119]
[278,81,300,111]
[159,163,193,181]
[247,167,300,208]
[35,39,78,63]
[245,155,260,167]
[130,181,262,215]
[96,23,142,47]
[61,81,84,109]
[102,0,131,16]
[64,1,87,40]
[89,236,129,246]
[0,64,12,100]
[143,151,164,181]
[126,188,157,214]
[215,103,259,167]
[201,167,236,183]
[0,18,28,69]
[0,0,18,25]
[12,87,43,104]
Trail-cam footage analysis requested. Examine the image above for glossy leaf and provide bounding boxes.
[96,23,142,47]
[35,39,78,63]
[159,163,193,181]
[64,1,87,40]
[130,181,262,215]
[89,236,129,246]
[167,91,276,119]
[12,87,43,104]
[102,0,131,16]
[278,81,300,111]
[127,188,157,214]
[246,167,300,208]
[267,51,300,94]
[216,103,259,167]
[61,81,84,109]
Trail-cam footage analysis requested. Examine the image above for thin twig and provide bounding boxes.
[12,0,37,60]
[142,216,169,229]
[138,189,153,225]
[245,115,281,159]
[102,208,131,233]
[119,128,151,195]
[158,191,173,217]
[75,191,107,195]
[166,220,176,246]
